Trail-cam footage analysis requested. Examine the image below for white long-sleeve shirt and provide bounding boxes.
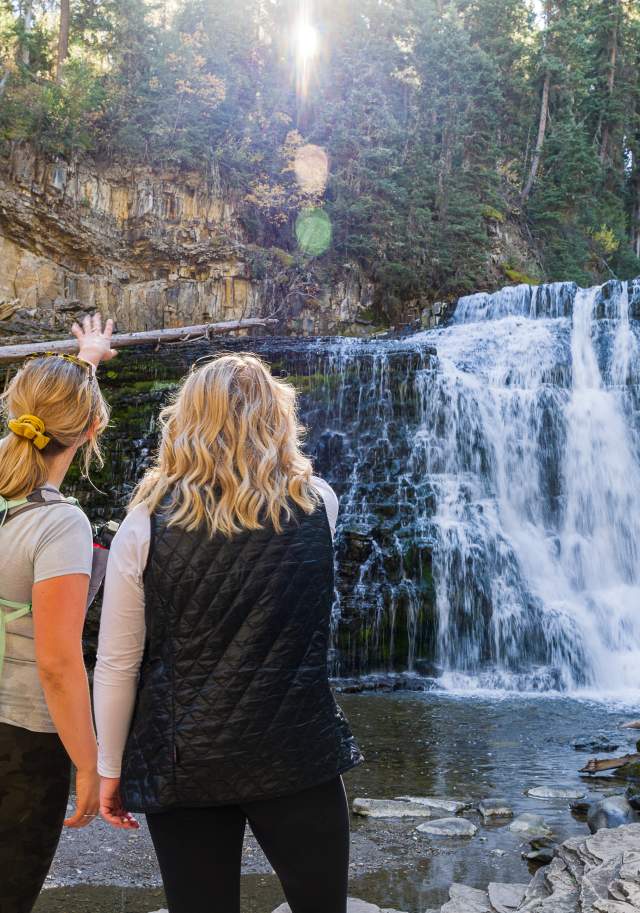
[94,478,339,777]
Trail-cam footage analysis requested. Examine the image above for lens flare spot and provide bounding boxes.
[294,144,328,195]
[295,208,332,257]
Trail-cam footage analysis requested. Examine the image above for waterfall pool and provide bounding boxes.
[35,690,640,913]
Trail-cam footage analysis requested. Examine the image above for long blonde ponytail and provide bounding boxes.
[0,358,110,500]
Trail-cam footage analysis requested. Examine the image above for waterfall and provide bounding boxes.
[88,276,640,692]
[410,279,640,692]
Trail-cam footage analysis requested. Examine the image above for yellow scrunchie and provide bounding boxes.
[7,414,51,450]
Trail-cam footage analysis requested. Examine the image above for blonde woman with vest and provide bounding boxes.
[0,317,120,913]
[95,353,363,913]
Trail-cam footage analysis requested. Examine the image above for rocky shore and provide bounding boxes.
[269,824,640,913]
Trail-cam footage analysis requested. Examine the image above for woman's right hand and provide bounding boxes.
[100,776,139,830]
[71,313,117,368]
[64,767,100,828]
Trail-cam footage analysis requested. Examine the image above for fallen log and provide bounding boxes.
[0,318,278,365]
[580,752,640,774]
[622,720,640,730]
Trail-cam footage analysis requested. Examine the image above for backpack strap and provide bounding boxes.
[0,598,32,679]
[0,489,80,678]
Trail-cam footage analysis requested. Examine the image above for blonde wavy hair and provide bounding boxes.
[0,357,110,500]
[130,352,320,536]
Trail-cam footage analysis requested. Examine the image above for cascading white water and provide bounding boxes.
[417,279,640,692]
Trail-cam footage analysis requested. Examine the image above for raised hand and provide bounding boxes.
[71,314,117,369]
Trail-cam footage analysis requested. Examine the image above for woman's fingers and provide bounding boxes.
[64,802,100,828]
[100,800,139,830]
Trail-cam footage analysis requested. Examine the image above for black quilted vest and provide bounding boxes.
[121,499,363,812]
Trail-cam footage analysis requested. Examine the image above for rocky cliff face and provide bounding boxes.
[0,144,378,337]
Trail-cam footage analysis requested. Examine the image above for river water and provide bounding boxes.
[36,690,640,913]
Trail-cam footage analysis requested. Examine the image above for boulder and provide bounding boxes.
[526,786,586,800]
[509,813,553,838]
[395,795,471,815]
[441,884,491,913]
[477,798,513,819]
[587,796,640,834]
[487,882,528,913]
[417,817,478,838]
[352,798,437,818]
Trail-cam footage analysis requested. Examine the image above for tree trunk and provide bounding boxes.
[19,0,34,66]
[0,319,278,366]
[56,0,71,83]
[598,0,620,165]
[521,70,551,203]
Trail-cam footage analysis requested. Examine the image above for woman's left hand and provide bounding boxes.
[71,313,117,369]
[100,777,139,830]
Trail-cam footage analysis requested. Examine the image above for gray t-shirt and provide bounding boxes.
[0,485,93,732]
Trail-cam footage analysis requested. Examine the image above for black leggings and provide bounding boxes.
[0,722,71,913]
[145,776,350,913]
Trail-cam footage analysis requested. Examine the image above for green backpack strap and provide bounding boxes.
[0,494,29,528]
[0,490,79,677]
[0,597,32,680]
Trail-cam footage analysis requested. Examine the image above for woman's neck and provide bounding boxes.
[44,447,78,491]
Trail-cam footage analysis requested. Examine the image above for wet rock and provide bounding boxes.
[352,798,437,818]
[528,837,555,857]
[626,785,640,810]
[395,795,471,815]
[572,736,619,753]
[334,675,439,694]
[416,817,478,838]
[441,884,491,913]
[618,760,640,782]
[525,847,555,866]
[487,882,528,912]
[570,799,591,818]
[478,798,513,819]
[273,901,407,913]
[509,813,553,838]
[526,786,586,800]
[587,796,640,833]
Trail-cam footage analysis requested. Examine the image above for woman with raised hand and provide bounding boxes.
[94,352,363,913]
[0,316,116,913]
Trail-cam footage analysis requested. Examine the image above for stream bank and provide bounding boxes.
[34,691,640,913]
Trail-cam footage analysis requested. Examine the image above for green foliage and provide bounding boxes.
[0,0,640,308]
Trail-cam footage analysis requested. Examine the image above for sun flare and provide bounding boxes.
[294,18,319,66]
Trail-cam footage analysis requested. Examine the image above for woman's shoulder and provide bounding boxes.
[115,502,151,544]
[310,476,339,537]
[108,502,152,575]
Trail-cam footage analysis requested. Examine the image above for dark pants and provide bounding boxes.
[0,722,70,913]
[145,775,350,913]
